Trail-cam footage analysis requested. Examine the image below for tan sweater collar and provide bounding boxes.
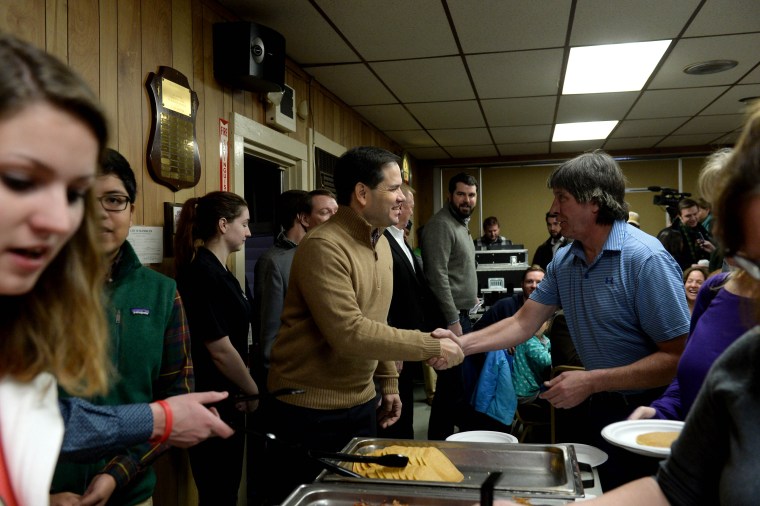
[332,206,381,249]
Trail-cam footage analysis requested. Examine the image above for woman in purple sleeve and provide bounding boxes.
[629,268,757,421]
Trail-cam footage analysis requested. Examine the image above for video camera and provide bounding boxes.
[649,186,691,220]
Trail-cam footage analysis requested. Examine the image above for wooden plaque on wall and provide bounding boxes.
[145,66,201,191]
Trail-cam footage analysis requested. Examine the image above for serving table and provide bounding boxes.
[280,438,593,505]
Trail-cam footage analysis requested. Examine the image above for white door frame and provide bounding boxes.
[228,112,309,284]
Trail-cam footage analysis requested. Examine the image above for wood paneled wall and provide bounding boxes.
[0,0,398,230]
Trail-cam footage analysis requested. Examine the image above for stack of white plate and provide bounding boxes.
[445,430,518,443]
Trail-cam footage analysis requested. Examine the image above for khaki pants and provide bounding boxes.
[422,363,437,403]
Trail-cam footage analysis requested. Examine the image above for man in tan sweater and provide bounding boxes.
[264,146,462,502]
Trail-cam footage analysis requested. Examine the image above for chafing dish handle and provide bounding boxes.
[480,471,502,506]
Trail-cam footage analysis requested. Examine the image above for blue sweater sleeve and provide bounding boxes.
[59,398,153,462]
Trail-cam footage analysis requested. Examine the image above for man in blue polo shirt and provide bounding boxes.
[454,150,688,490]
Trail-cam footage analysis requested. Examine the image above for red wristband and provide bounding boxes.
[150,399,173,445]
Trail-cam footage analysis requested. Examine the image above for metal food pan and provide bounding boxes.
[315,438,583,499]
[281,482,573,506]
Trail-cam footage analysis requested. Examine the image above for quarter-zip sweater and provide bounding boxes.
[268,206,442,410]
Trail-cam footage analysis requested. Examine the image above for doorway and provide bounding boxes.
[228,112,309,287]
[243,154,284,295]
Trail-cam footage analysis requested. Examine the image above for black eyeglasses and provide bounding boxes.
[730,253,760,281]
[97,195,131,212]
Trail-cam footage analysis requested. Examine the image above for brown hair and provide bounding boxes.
[682,266,708,284]
[483,216,500,229]
[713,101,760,319]
[174,191,249,274]
[0,34,110,396]
[713,103,760,256]
[522,264,546,282]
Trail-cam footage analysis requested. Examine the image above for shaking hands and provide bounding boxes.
[426,328,464,370]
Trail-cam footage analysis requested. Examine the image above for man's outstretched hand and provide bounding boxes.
[427,330,464,369]
[153,391,235,448]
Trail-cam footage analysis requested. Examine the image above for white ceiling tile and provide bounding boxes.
[406,101,485,129]
[491,125,553,144]
[570,0,700,46]
[740,65,760,85]
[656,133,727,147]
[467,49,564,98]
[610,118,691,138]
[556,92,639,123]
[407,146,450,159]
[604,136,663,150]
[371,57,475,102]
[628,87,728,119]
[650,33,760,89]
[428,128,492,146]
[217,0,753,160]
[448,0,570,52]
[497,142,552,156]
[352,104,420,130]
[384,130,438,148]
[317,0,457,60]
[712,130,741,145]
[702,84,760,115]
[551,140,606,154]
[482,97,556,127]
[672,114,745,135]
[445,145,500,158]
[685,0,760,37]
[305,64,396,105]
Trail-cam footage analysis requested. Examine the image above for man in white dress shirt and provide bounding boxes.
[380,184,444,438]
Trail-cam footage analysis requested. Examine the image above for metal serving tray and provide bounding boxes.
[281,483,573,506]
[315,438,583,500]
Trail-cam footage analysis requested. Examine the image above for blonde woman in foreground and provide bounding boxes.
[0,34,231,505]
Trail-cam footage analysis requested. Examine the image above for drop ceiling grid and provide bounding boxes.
[217,0,760,160]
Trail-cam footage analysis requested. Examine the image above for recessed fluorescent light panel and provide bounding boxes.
[563,40,671,94]
[553,121,618,142]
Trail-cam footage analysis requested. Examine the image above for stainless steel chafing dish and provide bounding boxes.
[280,482,574,506]
[312,438,584,501]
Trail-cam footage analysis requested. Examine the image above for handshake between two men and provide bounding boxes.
[426,328,465,370]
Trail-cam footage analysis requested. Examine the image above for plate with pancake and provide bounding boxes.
[601,420,685,458]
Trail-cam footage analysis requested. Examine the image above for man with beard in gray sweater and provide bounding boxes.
[422,172,479,439]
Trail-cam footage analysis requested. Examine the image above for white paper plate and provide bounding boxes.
[445,430,518,443]
[601,419,684,458]
[566,443,608,467]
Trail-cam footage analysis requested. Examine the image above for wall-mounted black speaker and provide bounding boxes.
[213,22,285,93]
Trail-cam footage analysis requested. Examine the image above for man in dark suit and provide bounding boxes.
[379,184,444,438]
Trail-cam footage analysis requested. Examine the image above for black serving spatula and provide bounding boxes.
[307,448,409,468]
